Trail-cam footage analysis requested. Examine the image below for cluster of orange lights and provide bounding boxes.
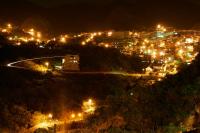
[33,98,96,130]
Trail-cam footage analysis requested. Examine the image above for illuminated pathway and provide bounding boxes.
[6,56,65,68]
[6,56,149,77]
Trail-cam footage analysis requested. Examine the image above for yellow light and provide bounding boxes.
[62,59,65,64]
[71,113,75,118]
[78,113,82,117]
[176,41,181,46]
[30,37,35,41]
[45,62,49,67]
[82,41,86,45]
[30,28,34,32]
[108,31,113,37]
[8,37,13,40]
[98,32,102,36]
[37,32,42,38]
[48,113,53,119]
[159,42,165,47]
[28,29,35,36]
[157,24,161,29]
[7,23,12,28]
[152,51,157,58]
[178,49,184,55]
[88,99,92,104]
[82,98,96,114]
[144,39,149,43]
[147,49,152,54]
[187,46,194,52]
[60,37,66,43]
[185,38,193,43]
[2,29,7,32]
[105,44,109,48]
[159,51,165,56]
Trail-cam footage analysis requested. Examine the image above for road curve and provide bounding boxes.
[6,56,149,77]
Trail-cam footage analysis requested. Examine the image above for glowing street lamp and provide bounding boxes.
[71,113,75,118]
[82,41,86,45]
[98,32,102,36]
[45,62,49,68]
[157,24,161,29]
[48,113,53,119]
[107,31,113,37]
[60,37,66,43]
[7,23,12,29]
[78,113,82,117]
[37,32,42,38]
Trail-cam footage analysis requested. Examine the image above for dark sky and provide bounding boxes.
[0,0,200,34]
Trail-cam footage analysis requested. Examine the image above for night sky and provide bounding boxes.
[0,0,200,34]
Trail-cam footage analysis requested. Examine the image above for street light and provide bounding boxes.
[45,62,49,68]
[7,23,12,29]
[48,113,53,119]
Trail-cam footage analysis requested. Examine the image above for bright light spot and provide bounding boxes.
[107,31,113,37]
[7,23,12,28]
[78,113,82,117]
[30,37,35,41]
[2,29,7,32]
[45,62,49,67]
[82,99,96,114]
[176,41,181,46]
[52,38,56,41]
[48,113,53,119]
[71,113,75,118]
[16,42,21,46]
[98,32,102,36]
[178,49,184,55]
[157,24,161,29]
[159,42,165,47]
[37,32,42,38]
[93,32,97,36]
[144,39,149,43]
[105,44,109,48]
[82,41,86,45]
[185,38,193,43]
[187,46,194,52]
[39,45,44,48]
[60,37,66,43]
[159,51,165,56]
[88,99,92,104]
[8,37,13,40]
[29,28,35,36]
[62,59,65,64]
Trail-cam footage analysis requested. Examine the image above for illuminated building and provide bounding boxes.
[62,55,80,71]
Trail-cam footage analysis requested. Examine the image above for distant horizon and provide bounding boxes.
[1,0,200,34]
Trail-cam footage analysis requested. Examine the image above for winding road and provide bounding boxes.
[6,56,149,77]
